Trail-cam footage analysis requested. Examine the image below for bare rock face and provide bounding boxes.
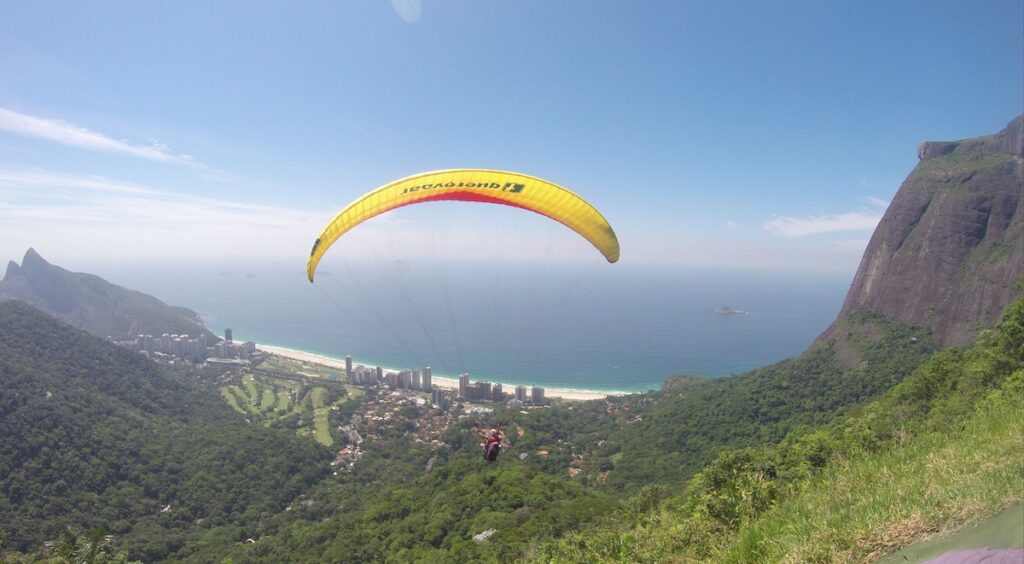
[821,116,1023,348]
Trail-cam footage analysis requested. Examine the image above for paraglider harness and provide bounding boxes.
[478,427,503,462]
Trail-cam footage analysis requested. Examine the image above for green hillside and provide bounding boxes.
[539,297,1024,562]
[0,301,331,561]
[493,308,938,494]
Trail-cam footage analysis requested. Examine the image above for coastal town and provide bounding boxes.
[114,327,587,473]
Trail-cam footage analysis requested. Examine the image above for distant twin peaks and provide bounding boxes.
[0,247,213,340]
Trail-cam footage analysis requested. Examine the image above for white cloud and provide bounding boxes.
[763,197,889,238]
[0,107,208,171]
[863,195,890,209]
[0,168,583,264]
[391,0,422,23]
[0,169,320,226]
[763,211,883,238]
[0,168,326,261]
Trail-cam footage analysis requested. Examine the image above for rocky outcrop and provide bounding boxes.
[819,116,1023,349]
[0,248,213,339]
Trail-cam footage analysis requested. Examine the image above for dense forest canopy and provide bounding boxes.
[0,300,330,561]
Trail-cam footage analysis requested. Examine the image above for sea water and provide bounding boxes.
[101,259,849,392]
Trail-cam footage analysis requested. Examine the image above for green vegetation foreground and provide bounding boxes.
[2,295,1020,562]
[540,296,1024,562]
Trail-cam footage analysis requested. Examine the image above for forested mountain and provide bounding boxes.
[0,249,213,340]
[567,310,939,491]
[0,301,331,561]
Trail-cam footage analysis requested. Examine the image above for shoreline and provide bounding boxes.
[254,343,632,401]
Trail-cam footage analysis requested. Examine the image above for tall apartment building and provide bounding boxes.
[475,381,492,401]
[431,388,448,410]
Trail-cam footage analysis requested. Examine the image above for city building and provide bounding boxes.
[352,365,374,385]
[492,383,503,402]
[531,386,545,404]
[431,388,449,410]
[131,333,209,363]
[423,366,432,390]
[459,373,470,399]
[515,385,527,402]
[345,355,353,379]
[225,328,233,343]
[474,381,492,401]
[397,370,411,389]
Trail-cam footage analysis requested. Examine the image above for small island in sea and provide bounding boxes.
[714,305,747,315]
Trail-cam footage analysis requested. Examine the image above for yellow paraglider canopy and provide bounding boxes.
[307,169,619,281]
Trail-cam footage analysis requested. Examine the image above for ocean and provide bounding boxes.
[101,257,851,393]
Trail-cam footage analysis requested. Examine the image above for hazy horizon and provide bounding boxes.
[41,256,852,390]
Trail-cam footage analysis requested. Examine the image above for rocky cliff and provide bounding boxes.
[0,248,213,339]
[819,116,1023,349]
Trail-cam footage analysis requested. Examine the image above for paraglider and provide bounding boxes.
[306,169,619,282]
[475,425,505,462]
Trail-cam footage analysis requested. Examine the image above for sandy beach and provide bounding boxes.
[255,344,628,401]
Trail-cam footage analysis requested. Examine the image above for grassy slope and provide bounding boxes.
[537,297,1024,563]
[721,370,1023,562]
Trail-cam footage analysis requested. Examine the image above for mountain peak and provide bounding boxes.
[917,115,1024,160]
[0,248,213,339]
[3,260,20,282]
[818,116,1024,351]
[20,247,50,272]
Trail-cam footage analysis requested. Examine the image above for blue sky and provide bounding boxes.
[0,1,1020,274]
